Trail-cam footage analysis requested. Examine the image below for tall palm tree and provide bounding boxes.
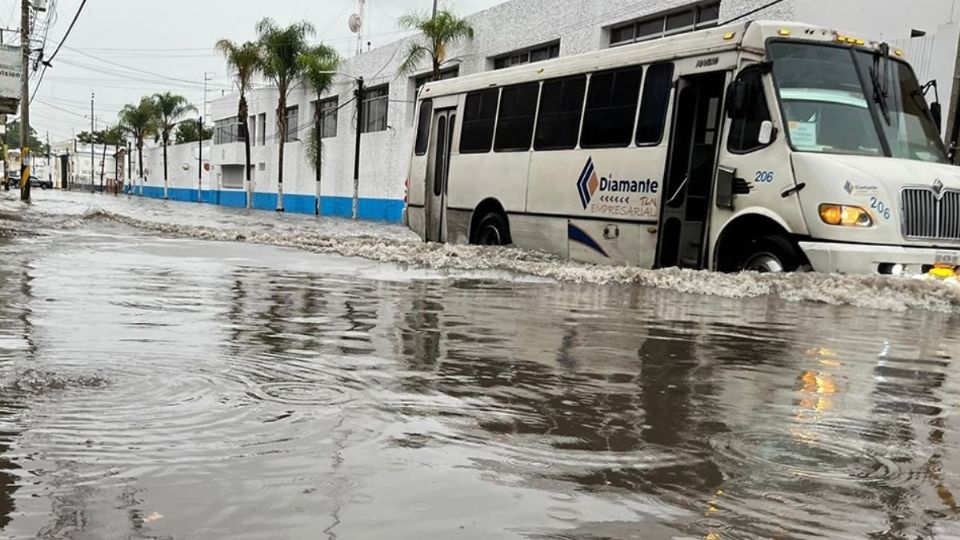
[118,97,157,192]
[398,9,474,80]
[299,44,340,216]
[255,17,315,212]
[152,92,197,199]
[215,39,259,209]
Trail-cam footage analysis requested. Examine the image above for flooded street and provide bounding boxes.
[1,191,959,539]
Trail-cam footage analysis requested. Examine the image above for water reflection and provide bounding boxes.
[0,214,958,538]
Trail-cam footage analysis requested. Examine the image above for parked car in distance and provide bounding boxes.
[5,173,52,190]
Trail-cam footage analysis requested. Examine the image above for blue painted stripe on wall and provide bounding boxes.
[219,190,247,208]
[127,188,404,223]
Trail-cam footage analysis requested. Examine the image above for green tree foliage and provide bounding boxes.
[255,17,315,210]
[78,126,126,145]
[4,120,48,154]
[152,92,197,181]
[298,44,340,177]
[398,9,474,80]
[216,39,259,203]
[175,121,213,144]
[118,96,158,178]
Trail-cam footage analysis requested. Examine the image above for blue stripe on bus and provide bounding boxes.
[576,157,594,209]
[567,223,608,258]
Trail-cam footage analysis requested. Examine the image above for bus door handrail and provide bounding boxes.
[665,175,690,206]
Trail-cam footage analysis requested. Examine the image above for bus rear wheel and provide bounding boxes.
[472,211,510,246]
[736,234,802,273]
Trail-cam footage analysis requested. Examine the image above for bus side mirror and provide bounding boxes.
[758,120,774,145]
[930,101,943,131]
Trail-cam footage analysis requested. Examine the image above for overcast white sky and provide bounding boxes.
[13,0,501,141]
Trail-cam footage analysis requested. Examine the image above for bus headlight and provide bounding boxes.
[819,204,873,227]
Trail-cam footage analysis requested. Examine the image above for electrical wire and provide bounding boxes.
[43,0,85,67]
[719,0,788,24]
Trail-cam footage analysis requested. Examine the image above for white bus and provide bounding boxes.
[405,21,960,276]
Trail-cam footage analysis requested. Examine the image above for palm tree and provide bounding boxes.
[118,97,157,192]
[255,17,315,212]
[215,39,259,209]
[398,9,474,80]
[299,44,340,216]
[152,92,197,199]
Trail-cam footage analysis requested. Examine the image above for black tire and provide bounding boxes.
[735,234,802,273]
[472,211,511,246]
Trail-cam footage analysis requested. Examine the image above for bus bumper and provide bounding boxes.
[799,241,960,275]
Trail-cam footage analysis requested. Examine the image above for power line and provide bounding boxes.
[720,0,788,24]
[62,46,232,88]
[43,0,86,67]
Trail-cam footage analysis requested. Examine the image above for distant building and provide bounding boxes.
[157,0,960,222]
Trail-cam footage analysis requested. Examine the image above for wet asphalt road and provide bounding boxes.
[0,191,959,539]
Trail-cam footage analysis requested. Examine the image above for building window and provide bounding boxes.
[361,84,389,133]
[414,67,459,91]
[285,106,300,141]
[248,115,256,146]
[221,164,244,189]
[258,113,266,145]
[493,40,560,70]
[214,116,242,145]
[313,97,338,139]
[609,3,720,47]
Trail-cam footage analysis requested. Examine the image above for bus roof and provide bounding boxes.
[419,20,894,99]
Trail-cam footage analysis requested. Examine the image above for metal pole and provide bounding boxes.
[90,92,95,193]
[99,137,106,191]
[432,0,438,18]
[352,76,364,220]
[19,0,30,201]
[197,116,202,203]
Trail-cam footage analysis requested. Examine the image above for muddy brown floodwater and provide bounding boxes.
[0,191,959,539]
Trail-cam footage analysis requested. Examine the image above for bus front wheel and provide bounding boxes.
[736,235,802,273]
[473,211,510,246]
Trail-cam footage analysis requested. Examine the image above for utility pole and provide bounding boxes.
[90,92,95,192]
[200,72,212,203]
[45,131,50,188]
[197,116,202,202]
[99,136,106,191]
[432,0,438,18]
[19,0,30,201]
[352,76,364,220]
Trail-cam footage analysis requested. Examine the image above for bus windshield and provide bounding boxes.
[769,42,947,163]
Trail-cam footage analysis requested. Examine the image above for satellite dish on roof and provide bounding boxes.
[348,13,362,33]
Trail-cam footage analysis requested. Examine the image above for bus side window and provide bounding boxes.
[581,66,643,149]
[636,63,674,145]
[534,75,586,151]
[414,99,433,156]
[460,89,500,154]
[494,82,540,152]
[727,70,772,153]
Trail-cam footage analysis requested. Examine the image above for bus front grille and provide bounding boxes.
[901,187,960,241]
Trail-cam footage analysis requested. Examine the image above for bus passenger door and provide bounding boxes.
[425,109,455,242]
[655,72,727,269]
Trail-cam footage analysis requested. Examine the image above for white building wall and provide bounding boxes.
[129,142,212,202]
